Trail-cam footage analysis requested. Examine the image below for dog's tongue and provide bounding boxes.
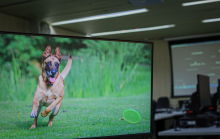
[49,77,55,83]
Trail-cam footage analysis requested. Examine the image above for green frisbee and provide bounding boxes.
[123,109,141,123]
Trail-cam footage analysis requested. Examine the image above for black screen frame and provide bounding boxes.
[218,79,220,105]
[169,35,220,98]
[0,31,153,139]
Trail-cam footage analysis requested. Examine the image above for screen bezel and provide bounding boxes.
[218,79,220,105]
[0,31,153,139]
[169,35,220,98]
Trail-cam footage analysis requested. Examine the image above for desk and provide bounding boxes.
[155,111,185,121]
[158,126,220,136]
[156,108,168,113]
[154,111,185,139]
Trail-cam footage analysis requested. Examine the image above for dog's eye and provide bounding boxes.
[46,61,52,65]
[55,62,59,68]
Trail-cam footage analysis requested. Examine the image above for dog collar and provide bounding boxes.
[41,73,57,86]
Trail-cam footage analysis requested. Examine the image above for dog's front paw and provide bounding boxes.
[41,109,49,117]
[30,111,37,118]
[30,124,36,129]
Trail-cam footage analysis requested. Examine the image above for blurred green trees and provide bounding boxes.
[0,34,80,78]
[78,40,151,66]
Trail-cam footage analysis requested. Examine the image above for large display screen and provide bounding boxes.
[0,32,152,138]
[170,38,220,97]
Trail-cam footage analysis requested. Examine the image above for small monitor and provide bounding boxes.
[197,74,212,107]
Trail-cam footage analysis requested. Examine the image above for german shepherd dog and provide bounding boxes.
[30,45,72,129]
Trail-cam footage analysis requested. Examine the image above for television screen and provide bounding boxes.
[170,37,220,97]
[0,31,153,138]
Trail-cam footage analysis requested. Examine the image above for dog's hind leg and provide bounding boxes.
[30,104,42,129]
[48,100,63,126]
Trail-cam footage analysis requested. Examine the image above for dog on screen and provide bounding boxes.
[30,45,72,129]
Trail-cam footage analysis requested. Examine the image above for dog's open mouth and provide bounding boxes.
[49,77,56,83]
[46,70,57,83]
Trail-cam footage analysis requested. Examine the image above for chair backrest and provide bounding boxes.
[190,91,200,113]
[157,97,170,109]
[211,92,218,111]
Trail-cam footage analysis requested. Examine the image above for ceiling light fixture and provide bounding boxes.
[90,24,175,37]
[51,8,148,26]
[182,0,220,6]
[202,18,220,23]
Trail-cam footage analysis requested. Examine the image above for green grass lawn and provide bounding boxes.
[0,94,151,139]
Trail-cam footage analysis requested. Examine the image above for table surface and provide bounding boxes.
[158,126,220,136]
[154,111,185,121]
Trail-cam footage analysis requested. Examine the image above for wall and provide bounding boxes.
[152,40,189,107]
[0,12,84,37]
[0,12,29,33]
[152,40,171,100]
[50,26,84,37]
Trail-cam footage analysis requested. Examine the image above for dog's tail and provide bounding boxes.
[61,55,72,79]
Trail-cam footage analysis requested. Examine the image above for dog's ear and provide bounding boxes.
[55,47,62,62]
[43,45,51,59]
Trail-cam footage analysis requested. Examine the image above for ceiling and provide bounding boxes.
[0,0,220,41]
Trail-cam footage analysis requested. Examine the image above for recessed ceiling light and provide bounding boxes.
[182,0,220,6]
[202,18,220,23]
[86,34,91,37]
[51,8,148,26]
[90,24,175,37]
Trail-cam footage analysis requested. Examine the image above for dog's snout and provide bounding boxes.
[51,69,56,75]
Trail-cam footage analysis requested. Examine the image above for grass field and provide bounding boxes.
[0,94,151,139]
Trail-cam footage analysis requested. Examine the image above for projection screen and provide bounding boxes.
[170,37,220,97]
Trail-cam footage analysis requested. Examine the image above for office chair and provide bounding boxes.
[188,91,200,115]
[211,92,218,112]
[156,97,170,109]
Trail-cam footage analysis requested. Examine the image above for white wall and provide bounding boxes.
[151,40,189,107]
[0,13,29,32]
[0,12,84,37]
[152,40,171,100]
[50,26,84,36]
